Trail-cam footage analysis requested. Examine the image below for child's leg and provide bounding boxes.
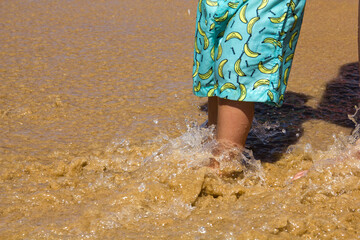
[208,96,218,126]
[216,99,254,149]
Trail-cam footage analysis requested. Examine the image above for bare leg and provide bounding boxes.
[208,96,218,126]
[217,99,254,150]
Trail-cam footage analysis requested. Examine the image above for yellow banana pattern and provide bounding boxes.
[276,74,281,90]
[217,30,225,38]
[257,0,268,10]
[258,62,279,74]
[269,12,287,24]
[289,31,298,49]
[253,79,270,90]
[193,60,200,78]
[225,32,243,42]
[220,82,237,93]
[218,59,228,78]
[197,22,209,50]
[285,53,294,64]
[287,0,296,12]
[194,81,201,92]
[247,17,260,35]
[228,2,239,9]
[283,67,289,85]
[207,83,218,97]
[193,0,306,105]
[210,46,215,61]
[206,0,218,7]
[278,55,283,62]
[244,43,260,58]
[216,44,223,60]
[290,14,298,32]
[198,67,213,80]
[214,10,229,22]
[267,90,274,101]
[262,37,282,48]
[239,4,248,23]
[234,58,246,76]
[194,37,201,54]
[238,84,247,101]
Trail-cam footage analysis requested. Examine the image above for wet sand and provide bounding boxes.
[0,0,360,239]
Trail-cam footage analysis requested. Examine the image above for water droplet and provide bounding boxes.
[304,143,312,153]
[198,226,206,234]
[138,183,145,192]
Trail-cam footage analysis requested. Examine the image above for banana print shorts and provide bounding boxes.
[192,0,306,106]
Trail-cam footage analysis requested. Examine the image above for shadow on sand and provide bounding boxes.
[200,62,360,162]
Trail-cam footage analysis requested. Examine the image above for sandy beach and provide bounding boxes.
[0,0,359,239]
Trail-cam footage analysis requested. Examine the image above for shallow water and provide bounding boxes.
[1,0,360,239]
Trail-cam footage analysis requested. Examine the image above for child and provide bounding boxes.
[193,0,306,154]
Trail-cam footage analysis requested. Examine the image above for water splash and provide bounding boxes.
[347,105,360,144]
[249,118,282,144]
[142,122,265,179]
[289,106,360,189]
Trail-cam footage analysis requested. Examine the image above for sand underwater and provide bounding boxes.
[1,0,360,239]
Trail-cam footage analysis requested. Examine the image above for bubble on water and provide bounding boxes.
[198,226,206,234]
[225,232,235,240]
[286,145,295,153]
[106,138,131,154]
[143,122,216,167]
[239,148,265,182]
[250,118,282,144]
[138,183,145,192]
[304,143,312,153]
[348,105,360,144]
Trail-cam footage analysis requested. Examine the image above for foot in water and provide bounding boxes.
[205,144,249,178]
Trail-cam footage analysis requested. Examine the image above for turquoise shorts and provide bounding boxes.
[192,0,306,106]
